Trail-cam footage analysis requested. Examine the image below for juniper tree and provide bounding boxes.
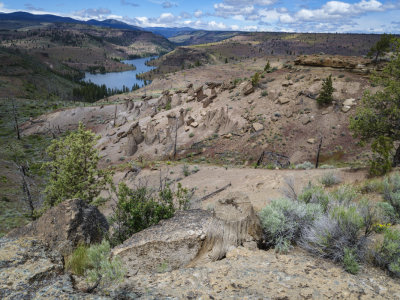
[350,37,400,173]
[44,122,112,207]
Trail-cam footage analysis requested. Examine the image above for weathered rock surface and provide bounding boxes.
[118,246,400,299]
[112,194,262,276]
[0,237,106,299]
[241,82,254,95]
[295,54,371,71]
[7,199,109,256]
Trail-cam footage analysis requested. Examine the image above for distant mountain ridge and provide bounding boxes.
[0,11,142,31]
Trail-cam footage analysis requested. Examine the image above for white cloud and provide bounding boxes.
[214,3,255,17]
[158,12,175,23]
[74,8,111,19]
[208,20,228,30]
[194,10,203,18]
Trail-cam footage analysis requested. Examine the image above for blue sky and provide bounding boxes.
[1,0,400,33]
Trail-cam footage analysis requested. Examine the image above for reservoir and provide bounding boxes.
[82,56,156,91]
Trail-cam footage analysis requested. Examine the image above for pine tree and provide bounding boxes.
[316,75,333,105]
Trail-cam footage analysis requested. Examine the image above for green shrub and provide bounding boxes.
[298,183,329,212]
[343,247,360,274]
[66,240,125,291]
[382,172,400,219]
[251,72,260,87]
[259,198,322,253]
[295,161,314,170]
[110,182,192,245]
[320,172,341,187]
[330,185,359,206]
[85,240,125,291]
[373,228,400,277]
[300,204,368,264]
[316,75,333,106]
[182,164,190,177]
[376,202,398,224]
[360,178,384,194]
[261,90,268,97]
[65,244,89,276]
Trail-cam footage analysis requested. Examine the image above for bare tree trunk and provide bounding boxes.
[17,163,34,219]
[12,99,20,140]
[315,137,323,169]
[393,144,400,167]
[113,104,117,127]
[173,119,178,160]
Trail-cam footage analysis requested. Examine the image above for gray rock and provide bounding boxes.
[0,237,108,299]
[242,82,254,95]
[112,194,262,275]
[7,199,109,256]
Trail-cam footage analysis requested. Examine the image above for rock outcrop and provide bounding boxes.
[294,55,371,72]
[7,199,109,256]
[0,237,107,299]
[112,194,261,275]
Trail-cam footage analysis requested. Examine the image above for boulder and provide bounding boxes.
[7,199,109,256]
[112,193,262,275]
[0,237,105,299]
[242,82,254,95]
[171,93,182,108]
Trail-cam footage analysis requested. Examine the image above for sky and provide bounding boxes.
[1,0,400,33]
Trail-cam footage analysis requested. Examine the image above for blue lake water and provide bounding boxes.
[82,56,157,90]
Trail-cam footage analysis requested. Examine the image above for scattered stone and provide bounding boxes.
[321,110,329,115]
[186,116,195,126]
[282,80,293,87]
[190,122,199,128]
[301,115,312,125]
[279,98,290,104]
[307,138,316,144]
[343,98,356,107]
[342,105,351,113]
[252,122,264,132]
[184,126,190,132]
[285,111,293,118]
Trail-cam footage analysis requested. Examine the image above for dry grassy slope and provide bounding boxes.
[20,56,374,168]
